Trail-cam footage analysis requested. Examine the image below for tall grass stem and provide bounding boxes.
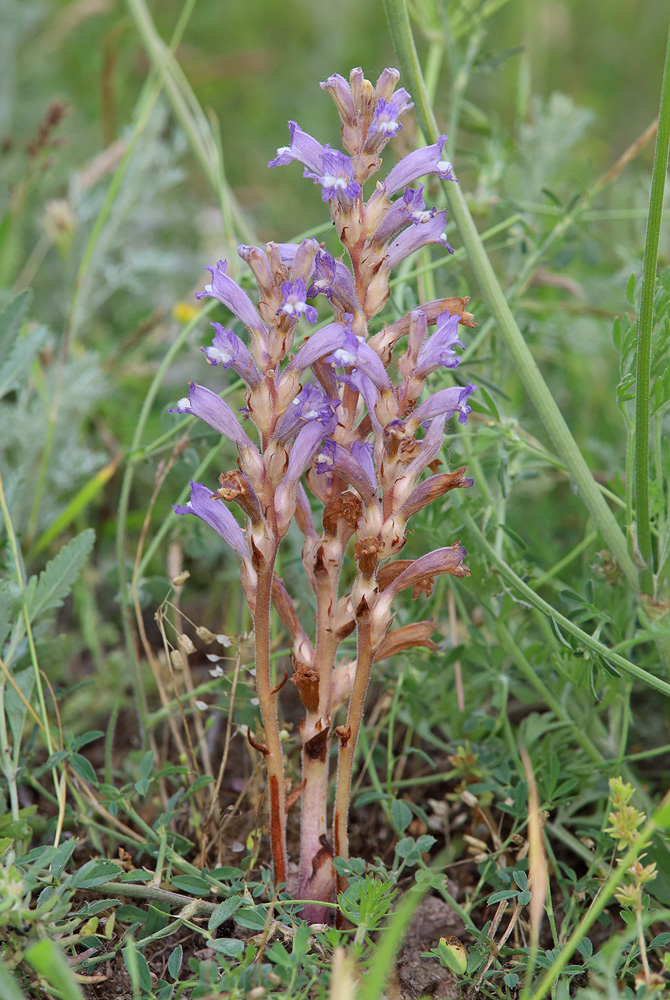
[634,20,670,595]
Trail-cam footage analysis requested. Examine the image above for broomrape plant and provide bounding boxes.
[172,67,476,923]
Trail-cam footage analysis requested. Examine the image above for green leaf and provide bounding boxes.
[167,944,183,980]
[4,667,35,746]
[486,889,518,904]
[234,905,268,930]
[28,529,95,621]
[209,937,245,957]
[414,835,437,854]
[123,939,152,995]
[0,290,31,368]
[0,584,13,648]
[170,875,211,896]
[70,860,122,889]
[391,799,412,833]
[513,870,528,891]
[24,939,84,1000]
[0,326,48,401]
[208,894,242,931]
[0,957,30,1000]
[139,750,155,781]
[70,752,98,787]
[51,837,78,878]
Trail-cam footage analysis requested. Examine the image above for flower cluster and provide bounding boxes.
[172,67,476,922]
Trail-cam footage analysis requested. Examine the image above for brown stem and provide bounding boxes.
[253,551,287,887]
[333,600,375,894]
[298,568,340,920]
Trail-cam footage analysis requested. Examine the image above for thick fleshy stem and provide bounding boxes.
[252,551,288,887]
[332,597,376,898]
[297,548,342,922]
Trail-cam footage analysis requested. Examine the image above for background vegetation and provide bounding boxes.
[1,0,669,997]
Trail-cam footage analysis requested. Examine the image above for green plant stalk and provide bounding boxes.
[525,795,670,1000]
[461,508,670,698]
[383,0,639,590]
[634,20,670,595]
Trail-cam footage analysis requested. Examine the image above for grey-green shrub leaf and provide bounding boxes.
[28,529,95,621]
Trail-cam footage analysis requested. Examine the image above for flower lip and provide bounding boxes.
[382,135,458,198]
[169,381,256,449]
[173,481,248,561]
[277,278,318,324]
[304,148,362,204]
[202,323,261,387]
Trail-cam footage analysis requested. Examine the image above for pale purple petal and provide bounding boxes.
[268,121,325,173]
[277,279,318,324]
[285,321,349,374]
[275,384,340,442]
[306,251,362,315]
[383,210,454,272]
[173,481,247,560]
[342,369,383,431]
[170,382,254,449]
[409,384,476,427]
[326,329,392,390]
[315,438,377,503]
[304,148,361,203]
[368,95,412,139]
[202,324,261,387]
[351,441,376,488]
[320,72,356,122]
[196,260,267,342]
[382,136,458,197]
[415,312,463,377]
[372,185,435,246]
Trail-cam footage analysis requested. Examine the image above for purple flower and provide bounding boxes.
[284,321,350,375]
[381,136,458,198]
[414,312,463,377]
[268,121,325,173]
[304,148,361,204]
[325,328,392,390]
[368,95,412,139]
[341,369,384,431]
[408,383,477,429]
[273,239,321,275]
[275,417,337,535]
[382,209,454,272]
[306,251,362,316]
[170,381,256,450]
[196,260,268,363]
[202,324,261,387]
[315,438,377,503]
[173,481,247,561]
[372,185,436,247]
[320,72,356,123]
[351,441,376,488]
[277,279,318,324]
[275,384,341,442]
